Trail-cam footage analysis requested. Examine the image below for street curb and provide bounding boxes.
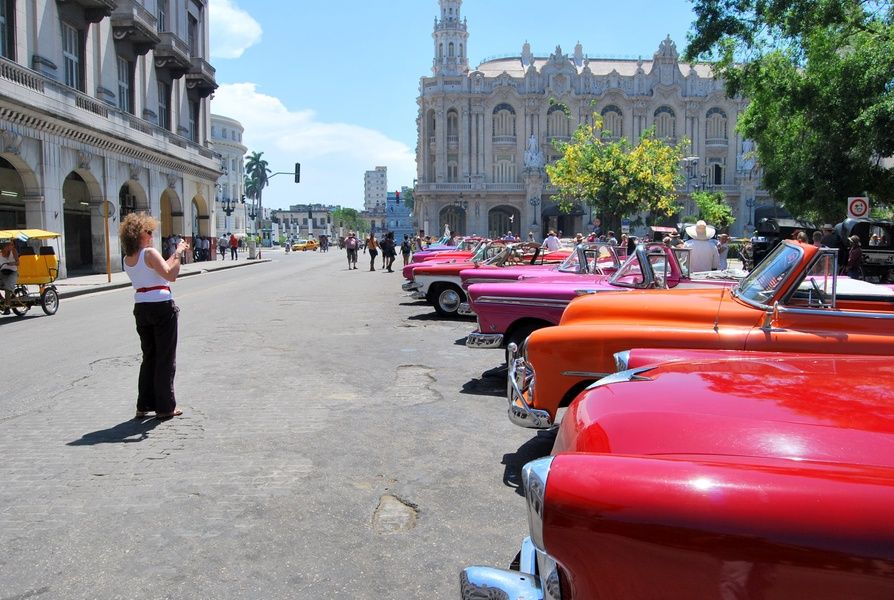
[56,258,271,299]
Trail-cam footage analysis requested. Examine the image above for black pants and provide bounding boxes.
[230,246,238,259]
[368,249,378,270]
[134,300,179,414]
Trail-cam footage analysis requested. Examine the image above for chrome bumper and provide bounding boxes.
[460,537,543,600]
[458,302,475,316]
[507,342,553,429]
[402,281,421,292]
[466,331,503,349]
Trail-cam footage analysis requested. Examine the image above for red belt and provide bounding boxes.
[136,285,170,293]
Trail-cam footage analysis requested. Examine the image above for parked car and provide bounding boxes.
[291,238,319,252]
[465,244,740,353]
[463,351,894,600]
[403,242,572,317]
[508,239,894,429]
[409,236,483,264]
[458,242,622,291]
[401,238,490,281]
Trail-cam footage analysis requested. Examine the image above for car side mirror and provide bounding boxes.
[762,301,780,331]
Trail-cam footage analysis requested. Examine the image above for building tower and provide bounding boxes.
[432,0,469,76]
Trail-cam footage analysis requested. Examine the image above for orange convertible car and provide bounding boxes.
[509,240,894,428]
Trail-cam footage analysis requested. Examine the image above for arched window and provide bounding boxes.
[459,44,463,58]
[448,42,455,58]
[492,103,516,137]
[600,105,623,140]
[705,108,728,142]
[654,106,676,141]
[447,110,459,137]
[492,154,516,183]
[547,104,570,139]
[447,160,459,182]
[438,43,443,59]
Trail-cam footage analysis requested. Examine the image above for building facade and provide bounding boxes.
[210,113,247,241]
[363,166,387,212]
[415,0,767,240]
[0,0,218,276]
[272,204,335,241]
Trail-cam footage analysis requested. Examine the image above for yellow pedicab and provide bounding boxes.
[0,229,61,317]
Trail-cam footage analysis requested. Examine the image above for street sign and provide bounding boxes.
[621,218,630,234]
[848,196,869,219]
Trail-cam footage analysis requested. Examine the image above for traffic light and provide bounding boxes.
[294,162,301,183]
[395,190,400,203]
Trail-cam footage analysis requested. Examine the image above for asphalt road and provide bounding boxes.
[0,248,555,599]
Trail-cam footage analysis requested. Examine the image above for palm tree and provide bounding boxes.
[244,151,271,239]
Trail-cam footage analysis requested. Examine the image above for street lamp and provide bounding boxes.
[746,197,755,228]
[220,196,238,232]
[529,196,541,226]
[454,193,468,210]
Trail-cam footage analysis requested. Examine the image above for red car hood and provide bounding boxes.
[555,353,894,468]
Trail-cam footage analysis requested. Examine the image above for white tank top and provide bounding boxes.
[123,247,173,303]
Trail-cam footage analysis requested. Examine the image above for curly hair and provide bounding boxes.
[119,213,158,256]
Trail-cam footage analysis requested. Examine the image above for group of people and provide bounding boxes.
[216,233,241,260]
[342,231,415,271]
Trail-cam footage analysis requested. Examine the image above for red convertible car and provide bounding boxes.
[462,351,894,599]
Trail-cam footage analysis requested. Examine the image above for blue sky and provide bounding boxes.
[209,0,698,211]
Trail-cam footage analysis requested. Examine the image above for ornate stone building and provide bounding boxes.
[211,114,247,239]
[415,0,766,239]
[0,0,218,277]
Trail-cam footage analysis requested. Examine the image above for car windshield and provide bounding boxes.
[557,244,618,273]
[476,243,508,264]
[608,244,672,288]
[734,242,803,305]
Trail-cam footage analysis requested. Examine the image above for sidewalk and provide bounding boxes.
[55,254,273,299]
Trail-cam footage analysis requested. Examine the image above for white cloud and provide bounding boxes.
[209,0,262,59]
[212,83,416,210]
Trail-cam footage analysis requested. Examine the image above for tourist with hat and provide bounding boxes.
[820,223,841,248]
[684,220,720,272]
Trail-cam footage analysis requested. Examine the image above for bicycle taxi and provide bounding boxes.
[0,228,61,317]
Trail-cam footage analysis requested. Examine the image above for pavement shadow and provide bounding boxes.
[502,429,558,496]
[67,418,161,445]
[459,365,507,397]
[398,301,428,307]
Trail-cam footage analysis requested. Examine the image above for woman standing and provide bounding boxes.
[366,233,379,271]
[0,239,19,315]
[120,213,188,420]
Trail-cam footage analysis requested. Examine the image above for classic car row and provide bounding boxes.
[398,238,894,599]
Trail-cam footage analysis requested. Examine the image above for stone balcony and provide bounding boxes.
[185,57,218,98]
[0,56,217,165]
[111,0,160,55]
[57,0,118,23]
[154,32,191,79]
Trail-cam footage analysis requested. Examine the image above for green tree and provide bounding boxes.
[244,151,271,223]
[546,116,686,229]
[332,207,365,233]
[691,190,736,230]
[685,0,894,223]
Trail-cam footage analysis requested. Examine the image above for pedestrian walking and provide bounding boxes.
[344,231,359,269]
[400,234,412,266]
[717,233,730,270]
[229,233,238,260]
[381,232,397,272]
[365,233,379,271]
[218,234,228,260]
[120,213,187,421]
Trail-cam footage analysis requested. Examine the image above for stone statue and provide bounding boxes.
[524,134,545,168]
[738,139,756,172]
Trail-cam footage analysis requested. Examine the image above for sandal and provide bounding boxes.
[155,409,183,421]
